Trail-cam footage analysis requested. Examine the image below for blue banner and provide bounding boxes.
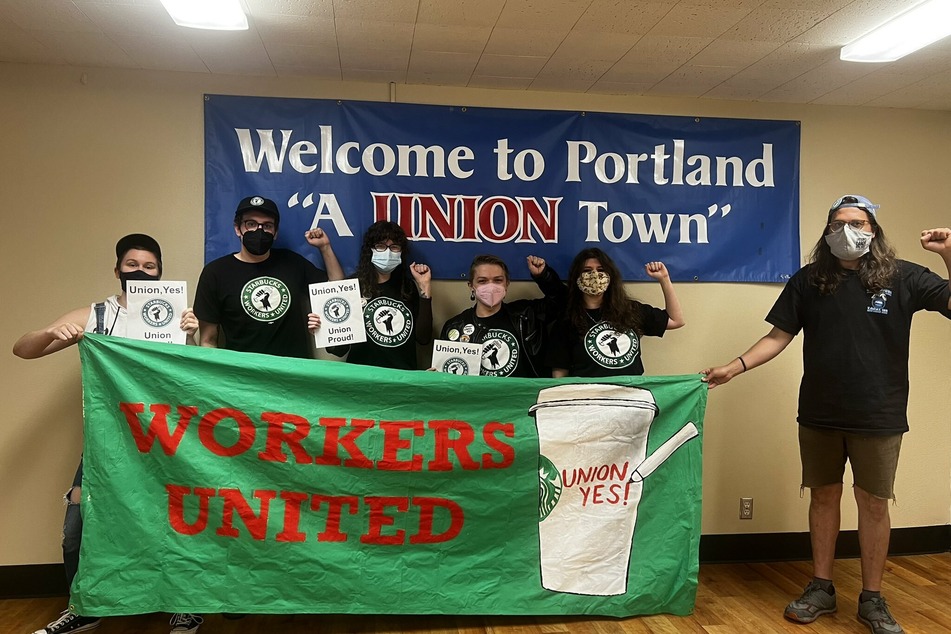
[205,95,800,282]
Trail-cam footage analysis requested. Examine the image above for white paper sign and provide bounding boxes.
[431,339,484,376]
[309,280,366,348]
[126,280,188,345]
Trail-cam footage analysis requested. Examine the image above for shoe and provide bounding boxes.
[857,595,904,633]
[169,613,203,634]
[783,580,837,623]
[32,609,101,633]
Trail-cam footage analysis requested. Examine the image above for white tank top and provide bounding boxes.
[83,295,127,337]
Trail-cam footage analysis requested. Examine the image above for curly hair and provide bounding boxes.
[565,248,643,334]
[355,221,412,300]
[807,211,898,295]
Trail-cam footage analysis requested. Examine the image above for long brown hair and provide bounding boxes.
[565,248,643,334]
[807,211,898,295]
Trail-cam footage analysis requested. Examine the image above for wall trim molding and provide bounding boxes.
[3,525,948,599]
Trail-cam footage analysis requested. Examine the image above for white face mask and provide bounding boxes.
[825,223,874,261]
[371,249,402,274]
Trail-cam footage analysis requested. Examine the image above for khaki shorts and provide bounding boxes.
[799,425,903,500]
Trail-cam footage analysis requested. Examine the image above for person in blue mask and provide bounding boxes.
[310,220,433,370]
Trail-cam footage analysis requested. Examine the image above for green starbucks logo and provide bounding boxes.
[241,277,292,322]
[480,329,519,376]
[584,322,638,369]
[323,297,351,324]
[364,297,413,347]
[538,455,562,521]
[141,298,174,328]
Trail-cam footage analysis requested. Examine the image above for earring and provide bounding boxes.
[470,289,475,301]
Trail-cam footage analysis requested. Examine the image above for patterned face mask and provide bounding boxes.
[825,223,873,261]
[576,270,610,296]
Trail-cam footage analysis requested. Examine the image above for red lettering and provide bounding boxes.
[257,412,313,464]
[427,420,480,471]
[216,488,276,540]
[478,197,519,242]
[315,418,374,468]
[120,402,197,455]
[311,494,359,542]
[377,421,424,471]
[410,497,464,544]
[166,485,214,535]
[198,407,256,457]
[275,491,309,542]
[517,197,559,242]
[361,496,408,545]
[482,422,515,469]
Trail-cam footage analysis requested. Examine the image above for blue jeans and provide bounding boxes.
[63,459,83,588]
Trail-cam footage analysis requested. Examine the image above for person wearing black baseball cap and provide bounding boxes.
[194,195,344,358]
[13,233,201,634]
[702,196,951,634]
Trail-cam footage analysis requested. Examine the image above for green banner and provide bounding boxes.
[76,334,706,617]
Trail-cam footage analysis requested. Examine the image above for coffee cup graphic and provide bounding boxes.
[530,383,699,596]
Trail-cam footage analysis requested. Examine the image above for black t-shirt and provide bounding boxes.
[338,275,431,371]
[767,260,951,434]
[194,249,328,358]
[548,302,669,377]
[440,305,533,377]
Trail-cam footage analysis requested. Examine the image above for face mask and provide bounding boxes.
[119,269,159,292]
[371,250,402,274]
[825,223,873,261]
[577,271,611,296]
[242,228,274,256]
[474,283,506,308]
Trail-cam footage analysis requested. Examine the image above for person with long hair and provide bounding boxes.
[311,221,432,369]
[549,248,684,377]
[439,254,565,377]
[702,195,951,634]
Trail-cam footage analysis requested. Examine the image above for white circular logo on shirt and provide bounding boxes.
[584,322,638,369]
[481,328,519,377]
[364,297,413,347]
[241,277,291,322]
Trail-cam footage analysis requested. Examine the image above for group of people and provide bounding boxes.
[12,193,951,634]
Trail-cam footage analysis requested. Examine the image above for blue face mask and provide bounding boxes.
[371,249,402,273]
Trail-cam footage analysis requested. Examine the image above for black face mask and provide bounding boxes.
[242,228,275,256]
[119,269,159,292]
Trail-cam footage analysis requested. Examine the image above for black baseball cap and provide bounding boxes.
[234,195,280,227]
[115,233,162,273]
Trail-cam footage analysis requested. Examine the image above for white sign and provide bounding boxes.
[126,280,188,345]
[431,339,484,376]
[309,279,366,348]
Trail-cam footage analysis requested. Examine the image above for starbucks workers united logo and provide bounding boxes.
[538,455,562,521]
[141,298,174,327]
[241,277,292,322]
[584,322,638,369]
[364,297,413,347]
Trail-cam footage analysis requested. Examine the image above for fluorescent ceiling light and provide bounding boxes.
[841,0,951,62]
[160,0,248,31]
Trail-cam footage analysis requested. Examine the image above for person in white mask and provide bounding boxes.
[310,221,432,370]
[701,194,951,634]
[549,247,684,378]
[439,254,565,377]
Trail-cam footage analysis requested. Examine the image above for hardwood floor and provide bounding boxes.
[2,554,949,633]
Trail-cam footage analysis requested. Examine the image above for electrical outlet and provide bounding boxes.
[740,497,753,520]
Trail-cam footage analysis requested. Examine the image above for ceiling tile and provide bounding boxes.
[108,33,208,72]
[529,76,595,92]
[474,54,548,78]
[647,3,755,38]
[27,30,137,67]
[617,34,713,65]
[722,6,828,42]
[0,0,99,32]
[496,0,591,30]
[650,64,743,97]
[572,0,675,36]
[687,39,781,67]
[332,0,419,23]
[417,0,505,27]
[409,50,479,74]
[341,67,407,82]
[484,27,565,57]
[335,18,413,52]
[254,13,337,47]
[0,23,64,64]
[587,79,654,95]
[73,2,178,36]
[245,0,333,17]
[412,23,491,54]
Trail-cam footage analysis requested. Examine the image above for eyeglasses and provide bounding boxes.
[372,243,402,253]
[828,219,871,232]
[242,220,276,232]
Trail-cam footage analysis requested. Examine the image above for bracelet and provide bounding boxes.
[737,356,747,372]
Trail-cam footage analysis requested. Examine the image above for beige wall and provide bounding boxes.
[2,61,949,566]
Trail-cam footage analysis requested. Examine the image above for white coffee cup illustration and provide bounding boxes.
[531,383,698,596]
